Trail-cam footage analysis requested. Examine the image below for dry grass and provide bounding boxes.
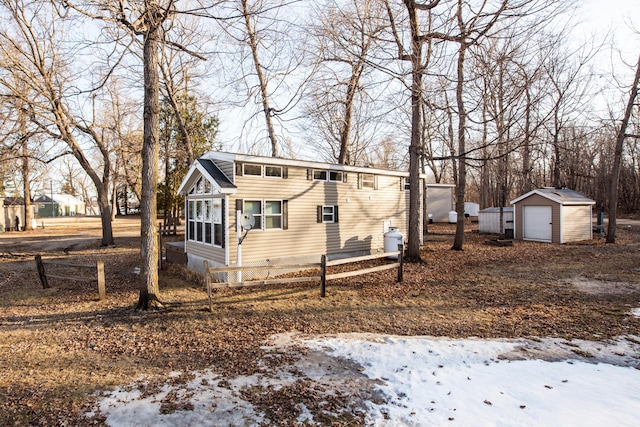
[1,220,639,425]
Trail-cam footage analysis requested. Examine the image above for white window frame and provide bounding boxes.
[264,200,283,230]
[243,163,262,176]
[264,165,283,178]
[322,205,337,223]
[243,199,284,230]
[313,170,328,181]
[360,173,376,189]
[187,198,224,247]
[329,171,343,182]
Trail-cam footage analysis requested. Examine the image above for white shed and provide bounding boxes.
[478,207,514,237]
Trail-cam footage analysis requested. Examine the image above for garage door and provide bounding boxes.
[523,206,552,242]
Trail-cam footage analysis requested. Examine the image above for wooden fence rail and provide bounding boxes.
[203,245,403,311]
[35,255,106,301]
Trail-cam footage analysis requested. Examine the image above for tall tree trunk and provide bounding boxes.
[338,63,364,164]
[452,39,467,250]
[19,106,33,231]
[137,6,163,310]
[607,54,640,243]
[405,1,423,261]
[242,0,278,157]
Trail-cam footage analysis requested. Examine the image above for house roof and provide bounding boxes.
[177,158,237,195]
[510,188,595,206]
[197,159,236,190]
[201,151,412,178]
[479,207,514,213]
[3,197,26,206]
[34,194,85,205]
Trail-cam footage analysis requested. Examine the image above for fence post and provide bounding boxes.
[204,260,212,312]
[97,260,106,300]
[158,231,162,270]
[397,244,403,283]
[320,255,327,298]
[35,255,50,289]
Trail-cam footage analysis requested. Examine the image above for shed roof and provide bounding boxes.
[479,207,514,213]
[510,188,595,206]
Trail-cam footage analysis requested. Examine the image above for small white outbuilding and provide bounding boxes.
[478,207,514,237]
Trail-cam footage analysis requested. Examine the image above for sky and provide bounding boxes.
[87,327,640,426]
[215,0,640,159]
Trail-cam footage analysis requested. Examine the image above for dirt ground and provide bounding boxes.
[1,216,640,426]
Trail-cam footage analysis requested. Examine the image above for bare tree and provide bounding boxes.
[384,0,441,261]
[0,0,115,245]
[306,0,389,165]
[607,53,640,243]
[215,0,312,157]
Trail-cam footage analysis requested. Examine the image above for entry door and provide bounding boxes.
[523,206,552,242]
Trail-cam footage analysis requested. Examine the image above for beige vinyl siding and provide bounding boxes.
[561,205,592,242]
[228,166,408,264]
[514,194,560,242]
[186,241,226,265]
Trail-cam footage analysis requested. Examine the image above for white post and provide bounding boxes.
[236,209,242,283]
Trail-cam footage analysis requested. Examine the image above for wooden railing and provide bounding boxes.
[203,245,403,311]
[35,255,106,301]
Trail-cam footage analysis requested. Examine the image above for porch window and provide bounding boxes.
[187,198,225,247]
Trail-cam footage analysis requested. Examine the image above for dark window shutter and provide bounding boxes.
[317,205,322,223]
[343,173,347,183]
[283,167,288,179]
[221,199,226,248]
[307,169,312,180]
[334,205,339,223]
[357,174,362,189]
[235,199,243,212]
[235,163,243,176]
[282,200,288,229]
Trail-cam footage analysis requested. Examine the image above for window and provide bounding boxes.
[317,205,339,223]
[243,200,263,230]
[189,177,213,195]
[187,198,224,247]
[265,165,283,178]
[329,171,343,182]
[265,201,282,229]
[360,173,376,189]
[313,170,343,182]
[243,199,285,230]
[243,164,262,176]
[313,170,327,181]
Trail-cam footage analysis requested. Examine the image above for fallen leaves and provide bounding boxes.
[1,223,639,425]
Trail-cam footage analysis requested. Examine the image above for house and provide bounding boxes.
[176,151,426,274]
[510,188,595,243]
[34,194,86,217]
[478,207,514,238]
